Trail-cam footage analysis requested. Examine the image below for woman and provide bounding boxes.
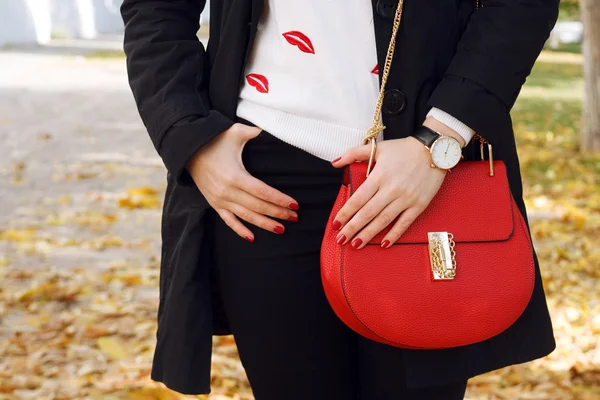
[121,0,558,398]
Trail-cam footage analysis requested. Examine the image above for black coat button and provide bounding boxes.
[382,89,406,115]
[376,0,397,20]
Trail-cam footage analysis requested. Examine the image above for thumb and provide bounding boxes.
[331,144,372,168]
[237,123,262,140]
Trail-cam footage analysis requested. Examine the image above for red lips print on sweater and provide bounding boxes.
[246,73,269,93]
[247,31,376,94]
[282,31,315,54]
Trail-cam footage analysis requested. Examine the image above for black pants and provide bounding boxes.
[212,130,467,400]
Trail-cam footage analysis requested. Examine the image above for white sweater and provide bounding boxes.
[236,1,473,161]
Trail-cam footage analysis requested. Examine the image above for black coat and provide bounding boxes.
[121,0,558,395]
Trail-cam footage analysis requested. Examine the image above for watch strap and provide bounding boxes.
[411,126,440,148]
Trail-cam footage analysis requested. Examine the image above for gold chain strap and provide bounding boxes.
[363,0,483,177]
[364,0,405,176]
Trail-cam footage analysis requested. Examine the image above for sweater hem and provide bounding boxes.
[236,100,374,161]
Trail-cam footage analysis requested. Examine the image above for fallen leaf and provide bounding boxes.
[97,337,130,361]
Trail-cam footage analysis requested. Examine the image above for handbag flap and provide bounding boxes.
[346,161,515,244]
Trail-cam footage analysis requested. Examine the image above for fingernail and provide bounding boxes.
[274,225,285,234]
[332,220,341,230]
[245,236,254,243]
[351,238,363,249]
[331,157,342,164]
[288,215,298,222]
[381,240,390,249]
[336,234,346,245]
[288,202,299,211]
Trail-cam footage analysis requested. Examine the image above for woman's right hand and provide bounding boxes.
[186,123,299,242]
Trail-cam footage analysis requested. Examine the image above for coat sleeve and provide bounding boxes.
[428,0,560,146]
[121,0,235,185]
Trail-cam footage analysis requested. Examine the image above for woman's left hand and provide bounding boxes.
[331,122,463,249]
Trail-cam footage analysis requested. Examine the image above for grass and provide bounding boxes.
[544,42,583,54]
[513,52,600,211]
[83,50,126,59]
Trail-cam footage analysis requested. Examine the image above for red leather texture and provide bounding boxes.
[321,161,535,349]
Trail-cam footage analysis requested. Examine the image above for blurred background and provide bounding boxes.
[0,0,598,399]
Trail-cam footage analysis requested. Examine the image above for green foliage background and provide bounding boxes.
[558,0,580,21]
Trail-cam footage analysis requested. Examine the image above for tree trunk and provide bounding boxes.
[580,0,600,152]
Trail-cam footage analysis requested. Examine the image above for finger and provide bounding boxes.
[240,174,299,210]
[332,175,379,232]
[217,208,255,243]
[228,202,286,235]
[381,206,424,248]
[336,190,391,246]
[350,199,406,250]
[234,189,299,222]
[331,144,372,167]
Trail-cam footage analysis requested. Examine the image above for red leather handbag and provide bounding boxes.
[320,0,535,349]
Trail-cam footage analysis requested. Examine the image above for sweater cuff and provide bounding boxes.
[159,111,235,186]
[426,108,475,146]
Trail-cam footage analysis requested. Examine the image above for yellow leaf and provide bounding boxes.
[58,195,72,204]
[127,186,158,196]
[0,228,37,242]
[97,337,130,360]
[561,205,587,229]
[128,387,185,400]
[17,282,55,302]
[117,274,143,286]
[118,197,137,209]
[137,197,161,208]
[85,326,112,339]
[118,196,160,209]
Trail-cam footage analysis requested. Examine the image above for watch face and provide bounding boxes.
[430,136,462,169]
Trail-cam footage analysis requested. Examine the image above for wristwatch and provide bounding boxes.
[411,126,463,170]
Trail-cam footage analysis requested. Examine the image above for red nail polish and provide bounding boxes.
[336,234,346,245]
[352,238,363,249]
[331,157,342,164]
[274,225,285,234]
[289,202,299,211]
[381,240,390,249]
[332,220,341,230]
[288,215,298,222]
[245,236,254,243]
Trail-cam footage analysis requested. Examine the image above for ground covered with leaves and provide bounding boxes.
[0,50,598,399]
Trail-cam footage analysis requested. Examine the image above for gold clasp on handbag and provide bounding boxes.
[475,133,494,177]
[428,232,457,280]
[364,123,384,177]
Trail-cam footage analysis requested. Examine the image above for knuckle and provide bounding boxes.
[343,221,358,235]
[224,219,236,230]
[406,189,421,203]
[378,212,394,226]
[222,173,237,187]
[416,197,430,210]
[359,227,374,240]
[395,218,411,231]
[390,185,406,198]
[255,186,270,201]
[361,205,376,220]
[213,185,229,200]
[277,209,289,219]
[253,202,266,215]
[336,210,348,222]
[238,210,251,222]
